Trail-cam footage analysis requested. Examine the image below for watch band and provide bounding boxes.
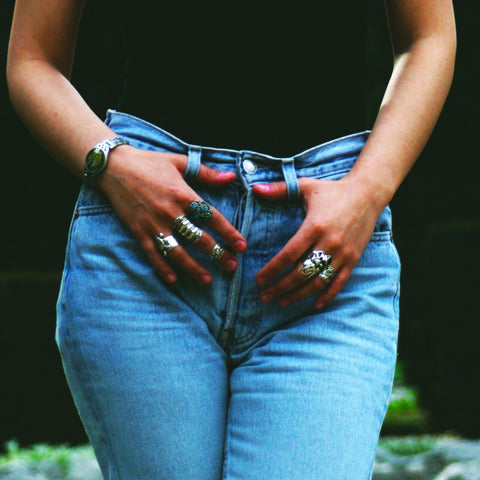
[103,137,130,150]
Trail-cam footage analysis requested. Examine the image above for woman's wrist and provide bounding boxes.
[340,168,395,216]
[95,144,135,193]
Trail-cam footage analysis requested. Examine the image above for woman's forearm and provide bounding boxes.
[7,58,116,178]
[7,0,116,179]
[345,17,456,212]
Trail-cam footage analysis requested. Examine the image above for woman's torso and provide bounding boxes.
[116,1,373,156]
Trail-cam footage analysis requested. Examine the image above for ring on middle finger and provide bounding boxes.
[173,215,203,243]
[300,249,332,279]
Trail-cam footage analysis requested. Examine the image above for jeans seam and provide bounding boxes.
[222,406,233,480]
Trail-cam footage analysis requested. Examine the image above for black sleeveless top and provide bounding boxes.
[115,2,385,156]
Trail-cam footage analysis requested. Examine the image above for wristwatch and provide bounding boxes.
[83,137,130,185]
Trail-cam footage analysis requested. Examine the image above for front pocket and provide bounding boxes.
[75,204,114,217]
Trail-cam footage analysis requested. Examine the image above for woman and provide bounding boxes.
[7,1,455,479]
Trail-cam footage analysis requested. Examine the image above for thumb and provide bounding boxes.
[197,165,236,186]
[252,182,288,200]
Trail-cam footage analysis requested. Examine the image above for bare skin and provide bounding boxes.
[7,0,455,306]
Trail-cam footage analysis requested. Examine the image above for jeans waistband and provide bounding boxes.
[105,109,370,204]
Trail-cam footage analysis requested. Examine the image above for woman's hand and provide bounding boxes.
[99,145,247,285]
[252,176,383,309]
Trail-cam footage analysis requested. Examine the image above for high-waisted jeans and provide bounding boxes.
[56,110,401,480]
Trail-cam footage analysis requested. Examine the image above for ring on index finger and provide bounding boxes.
[154,233,179,257]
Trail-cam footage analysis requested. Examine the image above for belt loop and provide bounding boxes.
[184,145,202,182]
[281,158,301,205]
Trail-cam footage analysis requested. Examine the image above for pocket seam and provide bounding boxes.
[76,205,113,216]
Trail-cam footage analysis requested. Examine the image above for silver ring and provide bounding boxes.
[318,264,336,284]
[173,215,203,243]
[209,243,225,260]
[300,250,332,279]
[153,233,179,257]
[188,200,213,224]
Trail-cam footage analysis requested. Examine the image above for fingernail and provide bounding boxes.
[219,171,234,179]
[254,184,271,193]
[314,301,325,310]
[234,240,247,252]
[200,274,212,284]
[225,260,237,271]
[166,274,177,283]
[256,276,267,286]
[260,292,273,303]
[278,299,290,307]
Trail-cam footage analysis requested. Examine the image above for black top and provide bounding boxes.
[116,1,377,156]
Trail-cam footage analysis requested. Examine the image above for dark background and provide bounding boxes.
[1,0,479,448]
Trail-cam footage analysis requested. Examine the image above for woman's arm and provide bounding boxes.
[7,0,115,173]
[7,0,247,284]
[253,0,456,309]
[347,0,457,209]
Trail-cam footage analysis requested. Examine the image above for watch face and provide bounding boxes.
[85,147,106,174]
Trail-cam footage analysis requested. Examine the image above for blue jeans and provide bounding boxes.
[56,110,401,480]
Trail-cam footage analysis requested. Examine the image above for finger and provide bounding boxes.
[255,222,315,286]
[276,263,346,308]
[259,261,311,303]
[141,239,178,284]
[197,164,236,186]
[277,275,328,307]
[252,182,288,200]
[147,225,213,285]
[205,205,247,252]
[179,197,247,253]
[313,268,351,310]
[165,243,213,285]
[175,223,239,272]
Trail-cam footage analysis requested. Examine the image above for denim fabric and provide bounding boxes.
[56,110,401,480]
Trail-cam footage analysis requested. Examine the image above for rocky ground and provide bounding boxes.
[374,436,480,479]
[1,437,479,479]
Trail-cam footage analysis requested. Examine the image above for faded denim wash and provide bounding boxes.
[56,110,401,480]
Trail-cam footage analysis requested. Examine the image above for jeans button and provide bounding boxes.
[243,159,257,174]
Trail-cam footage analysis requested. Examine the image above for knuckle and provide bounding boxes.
[168,153,187,169]
[350,251,361,265]
[130,221,144,239]
[312,277,324,289]
[310,223,324,238]
[165,185,188,201]
[323,291,337,303]
[167,246,186,262]
[327,234,343,251]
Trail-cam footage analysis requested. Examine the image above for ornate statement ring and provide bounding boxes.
[188,200,213,224]
[318,264,336,284]
[300,250,332,280]
[173,215,203,243]
[209,243,225,260]
[153,233,179,257]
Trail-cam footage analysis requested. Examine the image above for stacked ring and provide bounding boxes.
[188,200,213,224]
[153,233,179,257]
[173,215,203,243]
